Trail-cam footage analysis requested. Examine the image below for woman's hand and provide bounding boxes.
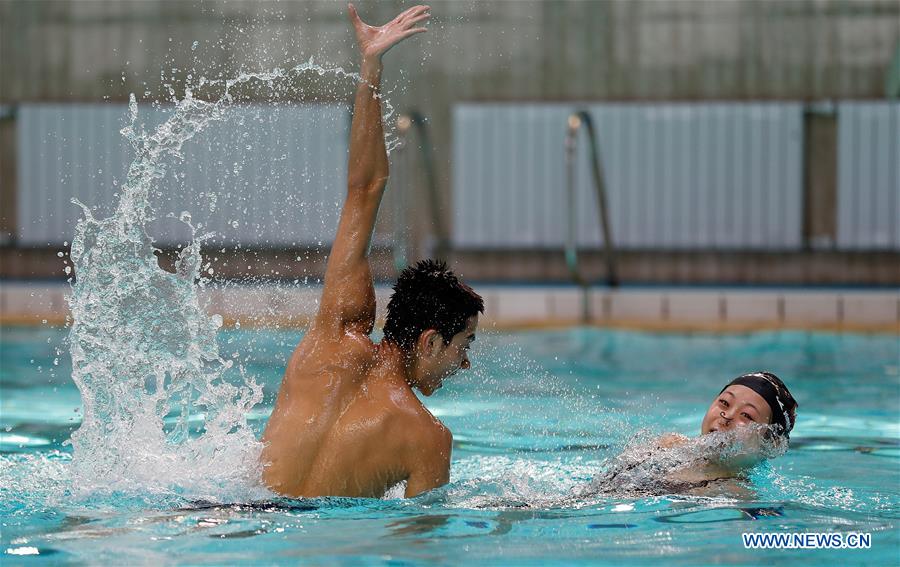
[656,433,689,449]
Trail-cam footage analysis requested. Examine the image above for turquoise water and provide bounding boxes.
[1,326,898,565]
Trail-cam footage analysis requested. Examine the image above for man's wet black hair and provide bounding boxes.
[383,259,484,351]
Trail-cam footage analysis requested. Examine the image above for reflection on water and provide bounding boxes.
[387,514,450,537]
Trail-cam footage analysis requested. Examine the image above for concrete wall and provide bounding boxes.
[3,1,898,102]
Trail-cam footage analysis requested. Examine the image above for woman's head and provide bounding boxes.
[701,372,798,440]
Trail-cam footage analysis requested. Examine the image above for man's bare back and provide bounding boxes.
[261,5,482,499]
[262,331,453,497]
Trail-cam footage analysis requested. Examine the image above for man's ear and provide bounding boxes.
[419,329,444,356]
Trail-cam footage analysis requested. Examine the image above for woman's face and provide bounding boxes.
[701,384,774,435]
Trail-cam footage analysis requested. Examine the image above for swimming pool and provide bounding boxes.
[2,325,898,564]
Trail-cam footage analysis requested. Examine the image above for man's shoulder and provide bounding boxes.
[374,386,451,446]
[396,404,452,448]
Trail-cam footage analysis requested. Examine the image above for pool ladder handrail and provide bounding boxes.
[565,110,619,321]
[392,111,450,273]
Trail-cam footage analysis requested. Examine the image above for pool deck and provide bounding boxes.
[1,281,898,333]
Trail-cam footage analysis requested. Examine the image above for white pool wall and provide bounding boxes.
[2,282,897,332]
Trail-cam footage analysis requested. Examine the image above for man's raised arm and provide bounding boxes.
[316,4,430,334]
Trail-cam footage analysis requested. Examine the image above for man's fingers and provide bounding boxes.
[403,5,430,17]
[398,5,430,22]
[404,12,431,27]
[399,27,427,40]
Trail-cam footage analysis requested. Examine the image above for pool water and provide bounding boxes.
[2,326,898,565]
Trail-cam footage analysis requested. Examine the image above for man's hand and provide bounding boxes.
[348,3,430,63]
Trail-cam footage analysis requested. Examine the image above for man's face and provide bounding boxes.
[701,385,773,435]
[419,315,478,396]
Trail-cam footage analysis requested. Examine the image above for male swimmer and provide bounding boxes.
[261,5,483,498]
[581,372,799,498]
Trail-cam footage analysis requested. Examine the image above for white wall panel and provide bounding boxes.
[452,102,805,250]
[837,102,900,249]
[16,103,349,246]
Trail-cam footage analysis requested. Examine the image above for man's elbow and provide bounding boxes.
[347,174,388,195]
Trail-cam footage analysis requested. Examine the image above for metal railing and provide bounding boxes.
[391,111,450,273]
[565,110,619,321]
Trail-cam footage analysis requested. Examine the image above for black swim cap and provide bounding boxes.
[720,372,798,438]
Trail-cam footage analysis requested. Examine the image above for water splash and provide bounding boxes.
[576,427,786,499]
[64,60,377,502]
